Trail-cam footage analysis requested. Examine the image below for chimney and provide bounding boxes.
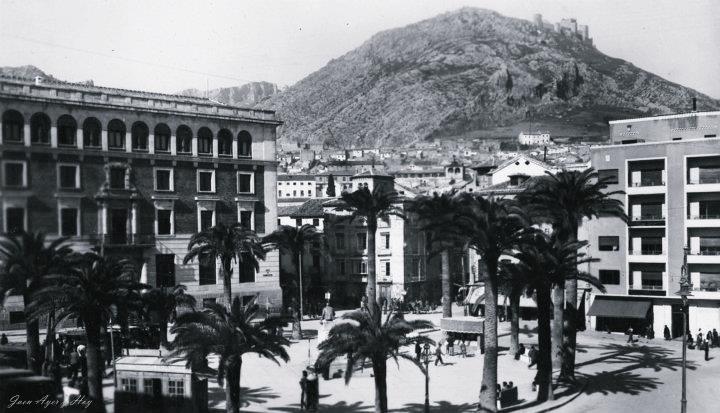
[692,97,697,112]
[34,76,44,86]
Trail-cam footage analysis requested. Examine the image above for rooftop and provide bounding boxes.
[608,110,720,125]
[290,198,330,218]
[0,75,280,124]
[278,174,316,181]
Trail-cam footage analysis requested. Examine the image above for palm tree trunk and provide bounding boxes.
[478,270,498,412]
[509,293,520,357]
[366,218,380,325]
[225,359,242,413]
[561,230,580,381]
[551,284,564,370]
[372,356,388,413]
[293,252,303,340]
[44,309,56,375]
[223,262,233,309]
[441,250,452,318]
[536,284,554,402]
[24,293,42,374]
[85,319,106,413]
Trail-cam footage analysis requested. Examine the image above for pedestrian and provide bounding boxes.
[306,370,319,411]
[78,346,88,379]
[663,325,671,341]
[707,330,713,346]
[434,345,444,366]
[705,340,710,361]
[697,329,703,347]
[447,337,455,356]
[415,341,422,361]
[713,329,719,347]
[515,343,526,360]
[0,333,7,345]
[528,345,538,368]
[321,301,335,322]
[460,341,467,358]
[299,370,308,410]
[627,326,634,343]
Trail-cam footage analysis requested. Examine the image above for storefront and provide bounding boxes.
[587,296,652,333]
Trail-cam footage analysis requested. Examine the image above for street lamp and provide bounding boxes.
[675,246,693,413]
[422,342,431,413]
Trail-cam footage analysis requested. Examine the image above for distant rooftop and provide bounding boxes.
[0,75,280,124]
[290,198,329,218]
[608,110,720,125]
[278,174,316,181]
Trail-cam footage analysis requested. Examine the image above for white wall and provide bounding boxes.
[491,156,553,185]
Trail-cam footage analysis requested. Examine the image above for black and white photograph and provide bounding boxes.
[0,1,719,412]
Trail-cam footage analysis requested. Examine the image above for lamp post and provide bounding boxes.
[422,342,431,413]
[675,246,693,413]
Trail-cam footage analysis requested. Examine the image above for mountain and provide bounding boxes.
[0,65,58,81]
[261,8,720,148]
[178,81,279,106]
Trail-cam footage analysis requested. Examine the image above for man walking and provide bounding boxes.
[527,345,538,369]
[434,345,445,366]
[415,341,422,361]
[299,370,308,410]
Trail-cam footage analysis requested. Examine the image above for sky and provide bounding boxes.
[1,0,718,98]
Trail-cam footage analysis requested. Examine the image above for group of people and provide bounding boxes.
[687,328,719,361]
[299,369,320,411]
[413,337,470,367]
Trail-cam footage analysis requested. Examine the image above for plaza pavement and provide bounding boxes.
[9,304,719,412]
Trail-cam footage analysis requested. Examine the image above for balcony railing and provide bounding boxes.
[87,233,156,246]
[628,287,666,296]
[688,213,720,219]
[631,214,665,221]
[692,248,720,255]
[630,176,665,187]
[630,249,663,255]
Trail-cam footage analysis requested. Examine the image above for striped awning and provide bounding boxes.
[440,317,484,334]
[587,298,651,319]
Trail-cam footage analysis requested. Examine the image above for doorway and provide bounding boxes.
[671,304,689,339]
[110,209,128,244]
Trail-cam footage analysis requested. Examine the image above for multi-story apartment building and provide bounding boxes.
[0,76,282,328]
[277,174,316,199]
[584,110,720,337]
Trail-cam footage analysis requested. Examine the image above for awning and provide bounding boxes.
[465,286,485,305]
[587,298,651,319]
[441,317,485,334]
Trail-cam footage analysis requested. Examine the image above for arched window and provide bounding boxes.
[176,125,192,154]
[131,121,149,151]
[238,130,252,157]
[154,123,171,152]
[30,113,51,144]
[108,119,126,149]
[218,129,232,156]
[197,127,213,155]
[57,115,77,146]
[2,110,24,143]
[83,117,102,148]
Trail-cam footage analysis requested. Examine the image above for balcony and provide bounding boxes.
[628,286,667,296]
[88,233,156,248]
[688,237,720,263]
[687,162,720,192]
[627,170,666,195]
[629,213,665,226]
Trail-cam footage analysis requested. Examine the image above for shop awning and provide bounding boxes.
[441,317,485,334]
[464,286,485,305]
[587,298,651,319]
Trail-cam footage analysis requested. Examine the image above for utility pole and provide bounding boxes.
[676,246,692,413]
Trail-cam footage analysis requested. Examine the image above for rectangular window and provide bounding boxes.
[198,138,212,154]
[597,169,619,184]
[5,208,25,234]
[384,261,391,276]
[381,232,390,249]
[358,261,367,274]
[60,208,78,236]
[108,131,124,149]
[168,380,184,396]
[121,378,137,393]
[155,169,173,191]
[155,254,176,288]
[238,259,255,283]
[157,209,172,235]
[339,261,346,275]
[58,165,79,189]
[199,255,216,285]
[335,233,345,250]
[356,233,367,250]
[312,218,319,226]
[599,269,620,285]
[200,210,214,231]
[3,162,26,187]
[197,170,215,193]
[239,210,252,229]
[109,168,126,189]
[295,218,302,227]
[598,236,619,251]
[237,173,254,194]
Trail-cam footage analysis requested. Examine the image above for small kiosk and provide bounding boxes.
[440,316,485,353]
[114,349,208,413]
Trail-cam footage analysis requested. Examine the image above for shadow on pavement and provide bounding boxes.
[208,385,280,410]
[389,401,477,412]
[578,370,662,396]
[267,400,373,412]
[576,342,697,374]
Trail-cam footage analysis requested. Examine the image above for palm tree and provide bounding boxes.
[169,297,290,413]
[507,230,604,401]
[316,310,434,413]
[498,264,528,357]
[450,194,526,412]
[0,231,74,374]
[184,223,266,309]
[519,168,625,380]
[263,224,325,339]
[334,186,404,324]
[141,285,196,345]
[27,251,146,411]
[407,191,462,319]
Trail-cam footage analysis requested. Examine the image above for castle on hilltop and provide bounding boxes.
[533,14,592,45]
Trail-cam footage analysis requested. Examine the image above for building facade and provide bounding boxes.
[585,111,720,337]
[0,76,282,328]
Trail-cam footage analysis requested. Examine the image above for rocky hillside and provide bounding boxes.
[178,81,279,106]
[0,65,58,81]
[260,8,720,148]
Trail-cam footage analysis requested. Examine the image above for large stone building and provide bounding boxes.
[0,75,282,328]
[584,110,720,337]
